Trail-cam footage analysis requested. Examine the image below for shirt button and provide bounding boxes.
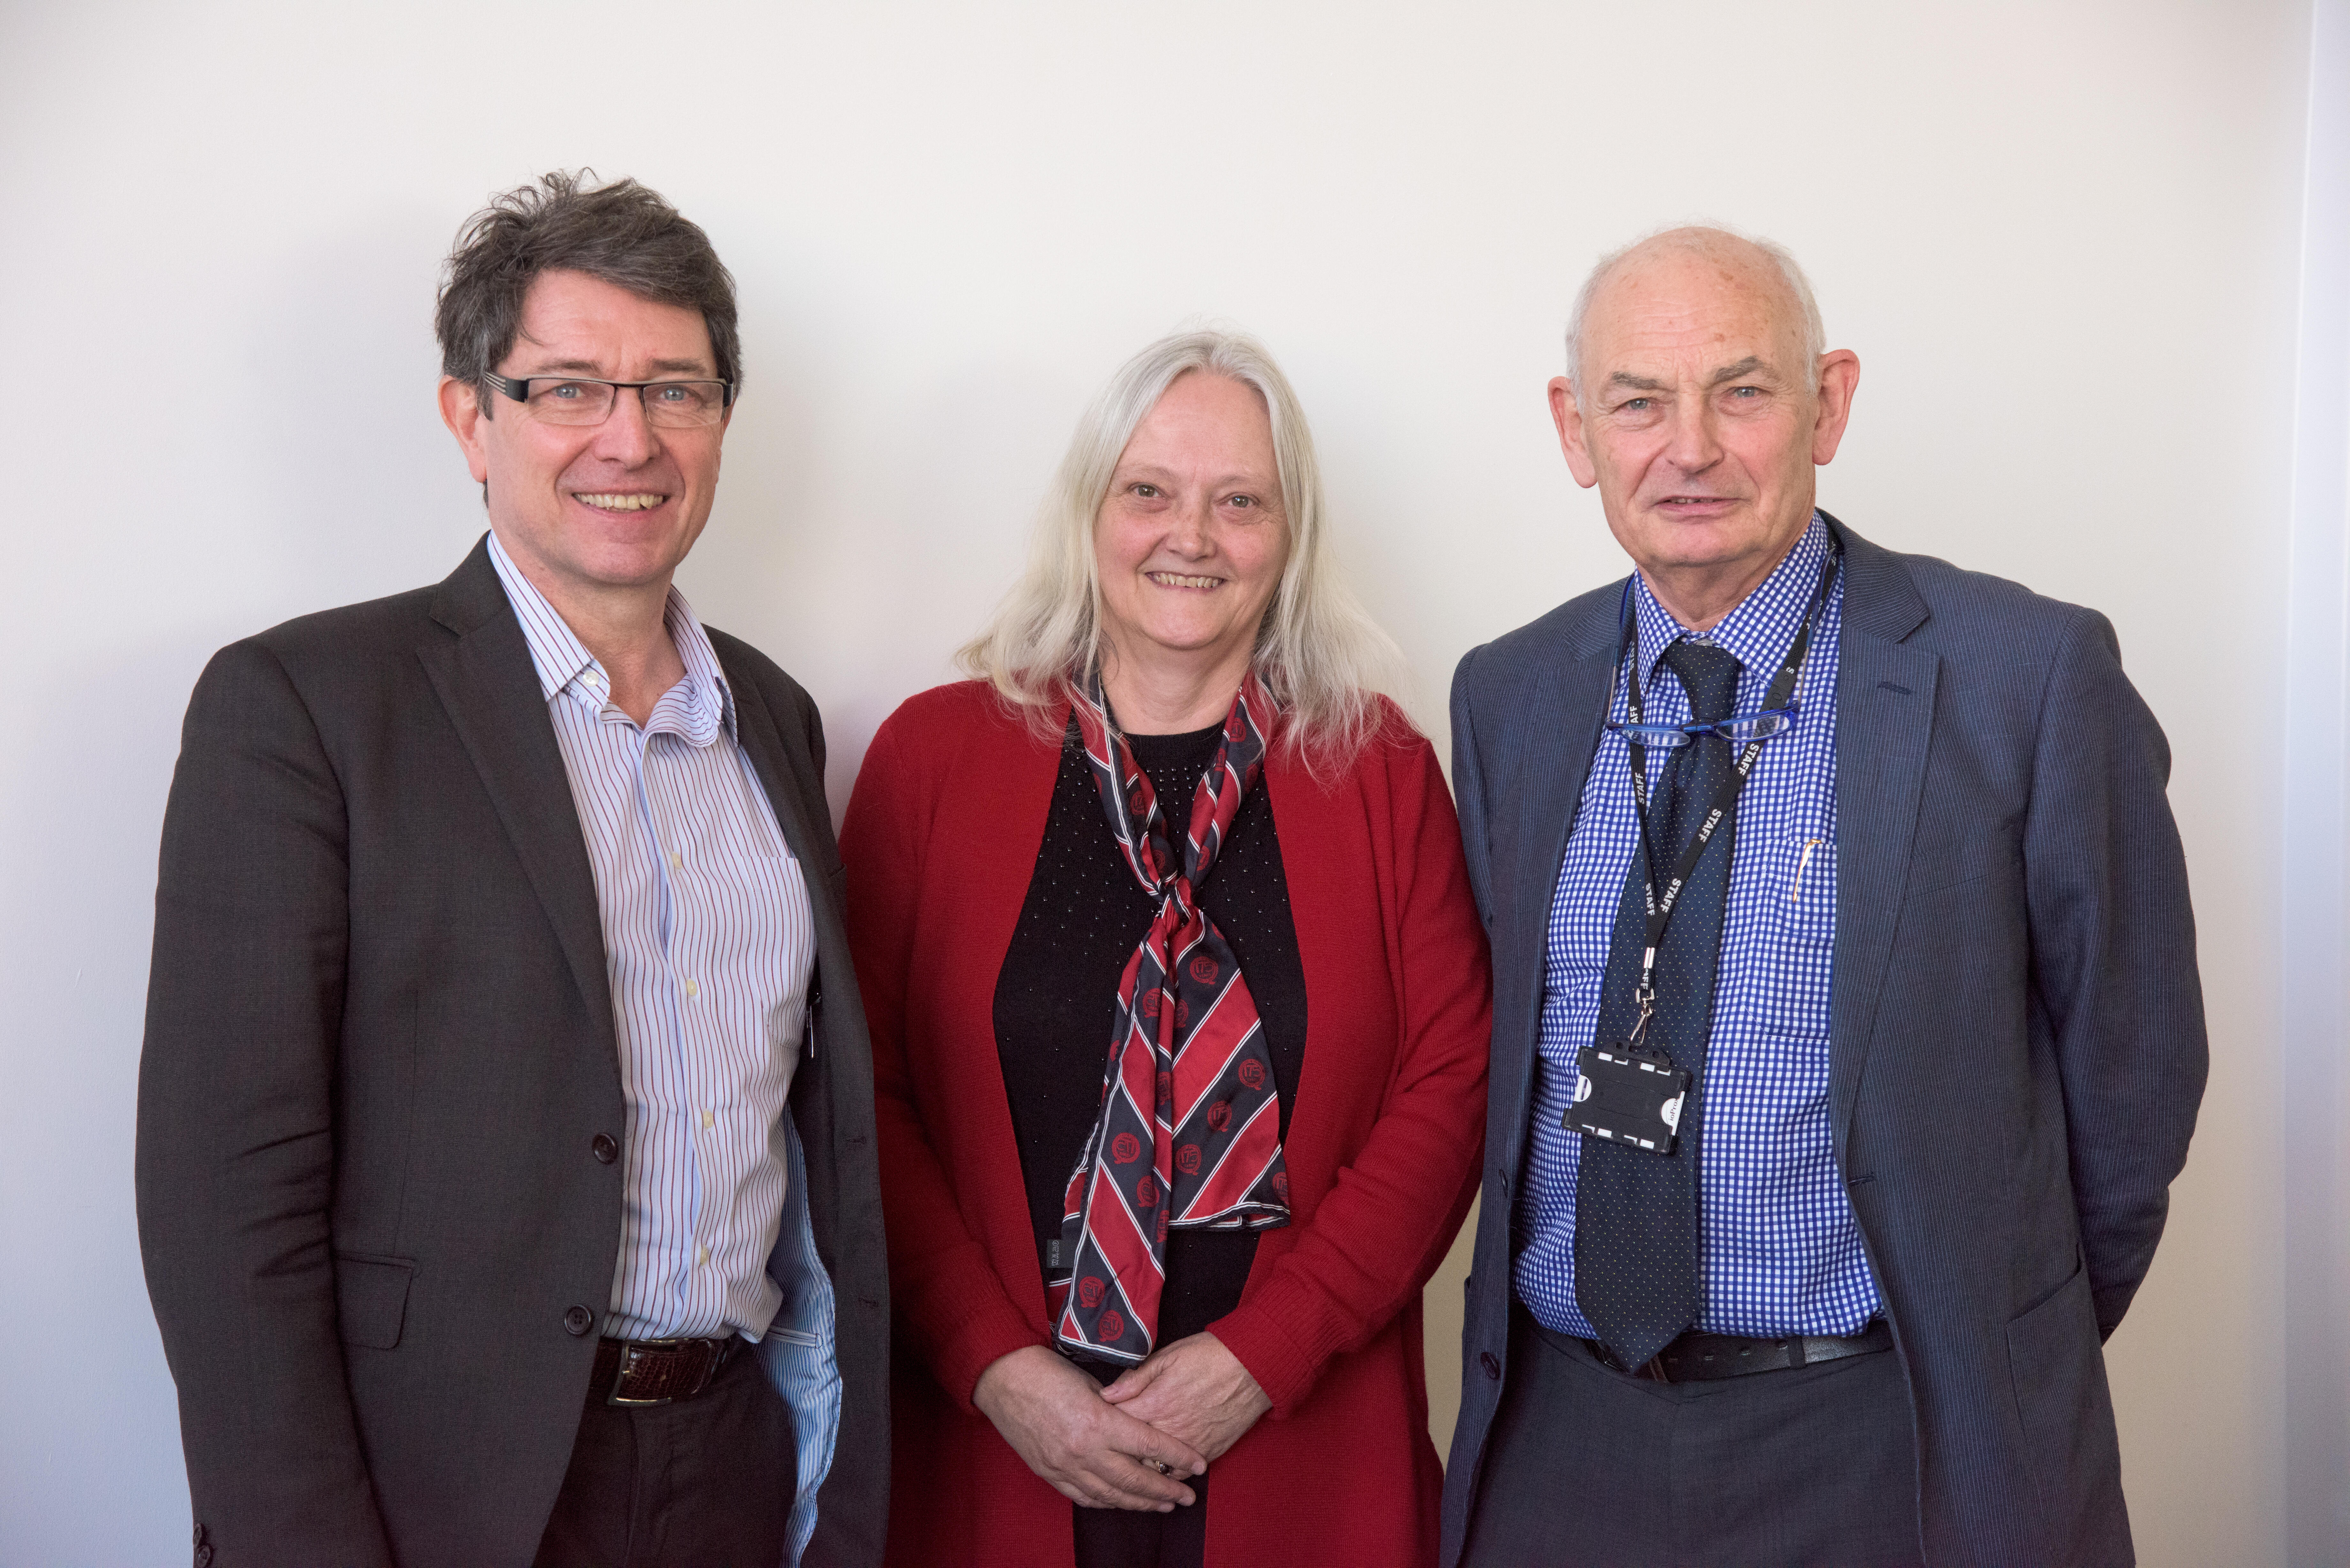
[667,850,684,869]
[700,1109,715,1129]
[563,1305,595,1337]
[695,1244,710,1267]
[684,978,699,999]
[591,1133,618,1164]
[1480,1351,1502,1381]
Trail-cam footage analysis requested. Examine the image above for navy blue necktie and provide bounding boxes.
[1574,638,1744,1369]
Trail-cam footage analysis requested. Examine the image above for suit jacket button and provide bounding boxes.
[591,1133,619,1164]
[564,1305,595,1336]
[195,1548,213,1568]
[1480,1351,1502,1381]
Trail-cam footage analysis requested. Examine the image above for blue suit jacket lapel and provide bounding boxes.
[1514,619,1621,960]
[1825,519,1938,1164]
[1492,592,1622,1164]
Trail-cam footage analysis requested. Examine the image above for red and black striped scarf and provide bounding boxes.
[1049,673,1292,1365]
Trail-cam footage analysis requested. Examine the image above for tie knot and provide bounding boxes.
[1661,639,1743,723]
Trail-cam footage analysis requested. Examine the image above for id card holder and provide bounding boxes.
[1567,1041,1691,1155]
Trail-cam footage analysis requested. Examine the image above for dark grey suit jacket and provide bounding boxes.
[1438,518,2206,1568]
[136,538,888,1567]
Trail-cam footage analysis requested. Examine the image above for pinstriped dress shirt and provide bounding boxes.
[489,531,814,1344]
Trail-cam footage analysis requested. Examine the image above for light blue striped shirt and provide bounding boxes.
[1514,515,1884,1340]
[489,532,840,1562]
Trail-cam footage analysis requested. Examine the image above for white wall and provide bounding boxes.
[2282,2,2350,1563]
[0,3,2322,1562]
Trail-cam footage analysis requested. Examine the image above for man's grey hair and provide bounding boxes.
[1564,223,1826,400]
[959,327,1402,771]
[436,170,740,405]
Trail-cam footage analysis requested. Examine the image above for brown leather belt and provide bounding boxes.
[1582,1318,1894,1383]
[593,1334,745,1406]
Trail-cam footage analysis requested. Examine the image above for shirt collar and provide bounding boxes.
[486,530,738,742]
[1631,511,1832,688]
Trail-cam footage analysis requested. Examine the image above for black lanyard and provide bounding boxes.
[1614,545,1840,1048]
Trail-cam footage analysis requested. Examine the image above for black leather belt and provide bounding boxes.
[1581,1318,1893,1383]
[593,1334,744,1406]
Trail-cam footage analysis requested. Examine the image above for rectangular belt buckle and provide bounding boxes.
[607,1338,683,1407]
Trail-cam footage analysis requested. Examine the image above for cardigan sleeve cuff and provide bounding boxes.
[930,1293,1051,1411]
[1205,1277,1350,1417]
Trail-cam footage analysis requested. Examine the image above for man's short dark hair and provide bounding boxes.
[436,170,739,403]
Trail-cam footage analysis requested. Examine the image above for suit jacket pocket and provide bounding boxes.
[335,1253,416,1350]
[2005,1257,2127,1562]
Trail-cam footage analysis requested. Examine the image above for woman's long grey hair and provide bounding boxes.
[958,328,1402,768]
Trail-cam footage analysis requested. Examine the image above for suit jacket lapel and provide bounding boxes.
[416,538,619,1068]
[1825,519,1938,1161]
[1489,590,1621,1172]
[718,660,838,931]
[1511,627,1621,972]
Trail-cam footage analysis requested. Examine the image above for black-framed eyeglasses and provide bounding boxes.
[1607,706,1798,749]
[482,371,735,429]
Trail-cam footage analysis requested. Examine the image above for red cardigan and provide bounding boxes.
[841,682,1491,1568]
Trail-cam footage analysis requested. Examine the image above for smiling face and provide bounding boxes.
[439,268,728,606]
[1094,371,1290,699]
[1552,236,1856,616]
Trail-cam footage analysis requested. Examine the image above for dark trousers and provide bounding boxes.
[1073,1461,1209,1568]
[534,1343,795,1568]
[1461,1307,1923,1568]
[1070,1349,1209,1568]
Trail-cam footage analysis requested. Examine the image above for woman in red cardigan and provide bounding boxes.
[841,329,1490,1568]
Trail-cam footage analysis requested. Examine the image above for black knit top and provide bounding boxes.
[990,717,1308,1350]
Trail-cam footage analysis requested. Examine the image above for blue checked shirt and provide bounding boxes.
[1514,514,1884,1339]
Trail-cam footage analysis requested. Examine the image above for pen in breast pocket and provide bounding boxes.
[1792,838,1824,900]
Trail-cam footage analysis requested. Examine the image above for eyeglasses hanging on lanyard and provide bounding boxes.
[1605,544,1842,1052]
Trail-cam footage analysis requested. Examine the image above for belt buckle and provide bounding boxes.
[607,1337,687,1407]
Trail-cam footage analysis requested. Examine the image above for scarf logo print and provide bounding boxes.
[1052,675,1293,1364]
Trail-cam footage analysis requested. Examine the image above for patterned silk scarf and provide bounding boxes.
[1050,673,1293,1365]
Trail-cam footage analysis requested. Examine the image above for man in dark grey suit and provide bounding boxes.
[1441,226,2205,1567]
[136,173,886,1567]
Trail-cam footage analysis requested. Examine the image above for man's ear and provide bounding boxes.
[438,375,492,485]
[1810,351,1861,466]
[1549,377,1598,489]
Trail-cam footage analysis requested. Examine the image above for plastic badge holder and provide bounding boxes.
[1568,1041,1691,1156]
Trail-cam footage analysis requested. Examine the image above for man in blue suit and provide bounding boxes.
[1440,226,2206,1567]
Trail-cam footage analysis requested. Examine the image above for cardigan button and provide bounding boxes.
[1480,1351,1501,1381]
[591,1133,619,1164]
[563,1305,595,1337]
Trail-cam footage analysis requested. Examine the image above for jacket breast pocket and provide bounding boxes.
[335,1253,415,1350]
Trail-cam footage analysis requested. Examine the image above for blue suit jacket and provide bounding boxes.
[1438,517,2206,1568]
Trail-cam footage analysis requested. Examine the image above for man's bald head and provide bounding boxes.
[1545,223,1859,631]
[1565,226,1825,401]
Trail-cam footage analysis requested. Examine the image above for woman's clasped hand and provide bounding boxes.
[971,1345,1205,1511]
